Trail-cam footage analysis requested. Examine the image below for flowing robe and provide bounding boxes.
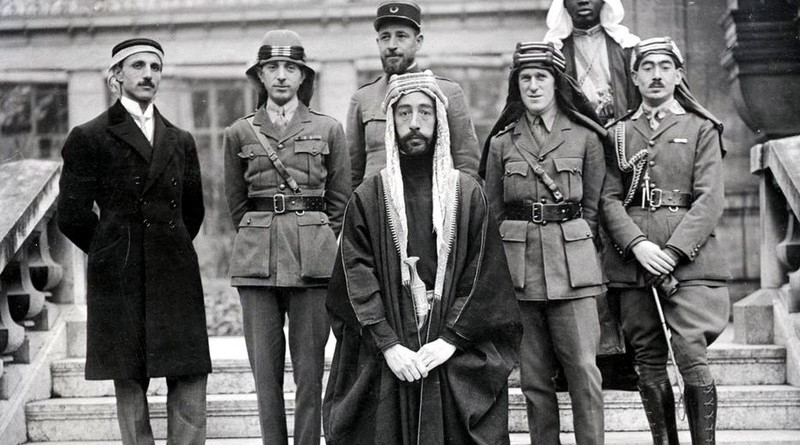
[323,173,521,445]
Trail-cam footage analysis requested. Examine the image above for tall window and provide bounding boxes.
[0,83,69,162]
[190,79,257,278]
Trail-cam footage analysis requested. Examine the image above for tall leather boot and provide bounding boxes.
[638,381,680,445]
[684,382,717,445]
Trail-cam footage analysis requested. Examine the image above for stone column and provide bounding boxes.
[317,61,357,127]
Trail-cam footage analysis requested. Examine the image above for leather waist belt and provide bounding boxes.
[250,195,326,214]
[630,189,693,209]
[505,201,582,223]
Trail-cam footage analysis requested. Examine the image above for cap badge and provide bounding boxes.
[390,6,399,13]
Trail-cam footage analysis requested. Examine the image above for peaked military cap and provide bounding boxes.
[374,1,422,31]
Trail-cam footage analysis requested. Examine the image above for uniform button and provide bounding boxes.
[143,218,150,226]
[249,152,255,159]
[649,140,656,146]
[312,149,318,154]
[138,197,145,204]
[279,184,286,190]
[649,161,655,166]
[134,176,142,185]
[168,220,176,229]
[246,218,252,225]
[170,200,177,209]
[586,233,592,238]
[277,143,284,150]
[538,156,545,162]
[540,198,547,203]
[171,178,178,186]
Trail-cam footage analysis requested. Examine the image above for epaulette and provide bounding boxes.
[603,108,637,129]
[433,74,456,84]
[355,74,383,91]
[232,112,256,124]
[308,108,336,121]
[495,120,518,137]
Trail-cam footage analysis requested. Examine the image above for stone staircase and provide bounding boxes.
[20,316,800,445]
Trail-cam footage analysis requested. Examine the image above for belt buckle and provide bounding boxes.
[531,202,544,223]
[273,194,286,214]
[649,188,663,209]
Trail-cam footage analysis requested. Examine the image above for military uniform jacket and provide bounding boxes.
[484,112,606,301]
[58,100,211,380]
[224,103,350,287]
[347,68,480,188]
[601,108,731,286]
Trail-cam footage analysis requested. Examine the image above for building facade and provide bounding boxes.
[0,0,760,301]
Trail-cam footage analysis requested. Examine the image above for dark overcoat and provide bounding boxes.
[58,100,211,380]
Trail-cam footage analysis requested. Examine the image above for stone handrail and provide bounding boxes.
[0,160,66,386]
[751,135,800,385]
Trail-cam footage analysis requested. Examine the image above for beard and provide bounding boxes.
[397,129,433,156]
[381,51,414,76]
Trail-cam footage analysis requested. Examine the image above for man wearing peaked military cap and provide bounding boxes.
[602,36,729,445]
[58,37,210,445]
[224,29,350,445]
[346,1,481,190]
[482,41,607,445]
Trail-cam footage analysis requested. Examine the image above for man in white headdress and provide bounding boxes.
[323,71,521,445]
[544,0,640,124]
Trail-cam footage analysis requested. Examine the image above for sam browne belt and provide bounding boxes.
[630,189,692,209]
[505,201,582,223]
[250,195,326,214]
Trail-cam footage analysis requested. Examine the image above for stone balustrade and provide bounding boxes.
[0,159,74,394]
[749,136,800,385]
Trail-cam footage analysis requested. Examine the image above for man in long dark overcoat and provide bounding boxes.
[58,38,211,445]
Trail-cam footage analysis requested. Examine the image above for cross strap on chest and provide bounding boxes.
[246,117,302,194]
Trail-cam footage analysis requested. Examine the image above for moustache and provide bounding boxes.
[398,129,431,146]
[648,80,665,88]
[138,81,156,88]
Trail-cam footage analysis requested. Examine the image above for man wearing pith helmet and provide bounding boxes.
[602,36,729,445]
[347,0,481,189]
[58,38,210,445]
[223,29,350,445]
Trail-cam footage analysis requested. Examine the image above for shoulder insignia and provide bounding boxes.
[356,74,383,90]
[496,120,518,137]
[232,112,256,125]
[604,108,637,129]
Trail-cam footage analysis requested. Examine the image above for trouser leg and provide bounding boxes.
[286,287,330,445]
[548,297,604,445]
[518,301,561,445]
[165,373,208,445]
[239,286,289,445]
[113,378,155,445]
[619,287,677,445]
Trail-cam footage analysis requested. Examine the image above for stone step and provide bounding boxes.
[26,385,800,441]
[51,337,787,398]
[23,430,800,445]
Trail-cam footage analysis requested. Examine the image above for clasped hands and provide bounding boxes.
[632,240,678,286]
[383,339,456,382]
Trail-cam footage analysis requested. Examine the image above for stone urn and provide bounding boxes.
[721,0,800,140]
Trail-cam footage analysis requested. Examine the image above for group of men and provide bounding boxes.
[56,0,730,445]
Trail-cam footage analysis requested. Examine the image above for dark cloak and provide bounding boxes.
[323,173,522,445]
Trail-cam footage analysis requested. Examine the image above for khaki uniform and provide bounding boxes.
[347,69,480,188]
[484,111,606,445]
[224,104,350,287]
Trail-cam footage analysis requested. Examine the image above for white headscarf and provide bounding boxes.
[543,0,640,49]
[380,70,460,301]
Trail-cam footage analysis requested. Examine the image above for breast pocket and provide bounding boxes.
[499,220,527,290]
[553,157,583,200]
[297,212,337,279]
[237,144,277,187]
[503,160,530,202]
[294,139,329,188]
[230,211,273,279]
[561,218,603,288]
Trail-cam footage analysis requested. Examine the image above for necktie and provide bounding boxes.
[274,107,288,129]
[532,115,547,149]
[647,109,664,131]
[136,115,153,144]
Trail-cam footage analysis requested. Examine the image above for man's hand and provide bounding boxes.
[383,344,428,382]
[417,338,457,372]
[632,240,677,276]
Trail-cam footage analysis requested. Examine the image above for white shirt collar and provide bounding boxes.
[632,98,685,120]
[120,95,154,120]
[265,96,299,124]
